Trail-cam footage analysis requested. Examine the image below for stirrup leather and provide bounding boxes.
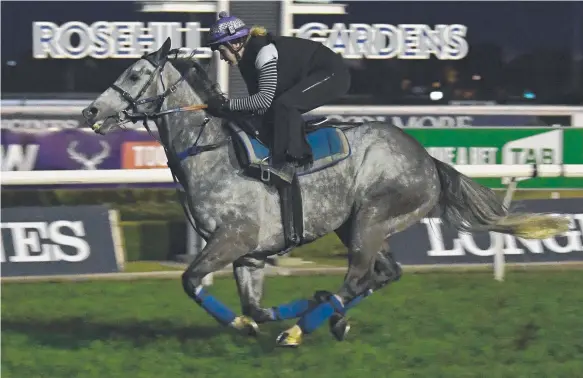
[279,184,299,247]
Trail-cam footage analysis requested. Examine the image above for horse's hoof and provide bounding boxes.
[329,314,350,341]
[275,325,302,347]
[231,316,260,336]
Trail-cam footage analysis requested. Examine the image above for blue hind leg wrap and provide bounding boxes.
[194,287,236,326]
[297,295,345,334]
[269,289,373,322]
[270,299,311,320]
[344,289,373,311]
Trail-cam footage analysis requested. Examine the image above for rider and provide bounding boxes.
[205,12,351,183]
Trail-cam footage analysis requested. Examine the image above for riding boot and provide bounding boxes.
[278,182,299,247]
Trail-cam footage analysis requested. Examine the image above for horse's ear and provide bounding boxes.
[160,37,172,56]
[151,37,172,63]
[158,37,172,59]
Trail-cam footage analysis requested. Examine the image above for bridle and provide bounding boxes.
[100,49,211,138]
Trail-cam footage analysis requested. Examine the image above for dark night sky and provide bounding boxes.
[1,1,581,61]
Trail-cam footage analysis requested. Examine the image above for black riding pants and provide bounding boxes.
[270,47,351,165]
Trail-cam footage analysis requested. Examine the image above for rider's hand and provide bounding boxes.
[206,95,230,117]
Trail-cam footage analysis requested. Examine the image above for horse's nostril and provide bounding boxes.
[82,106,99,119]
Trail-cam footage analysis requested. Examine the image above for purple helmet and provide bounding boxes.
[207,12,250,50]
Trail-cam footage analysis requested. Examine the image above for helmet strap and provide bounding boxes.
[226,34,252,62]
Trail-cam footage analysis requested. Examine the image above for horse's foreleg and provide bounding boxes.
[232,255,275,323]
[233,255,319,323]
[182,226,260,335]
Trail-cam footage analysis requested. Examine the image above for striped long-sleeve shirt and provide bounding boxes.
[229,44,278,114]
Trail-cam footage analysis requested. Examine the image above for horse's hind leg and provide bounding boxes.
[274,206,386,346]
[230,217,401,332]
[275,204,431,347]
[181,226,261,335]
[239,241,402,329]
[231,220,398,327]
[328,238,402,340]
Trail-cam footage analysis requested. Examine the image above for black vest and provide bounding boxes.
[238,34,323,100]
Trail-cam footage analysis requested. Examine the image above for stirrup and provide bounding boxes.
[259,157,295,184]
[259,156,271,183]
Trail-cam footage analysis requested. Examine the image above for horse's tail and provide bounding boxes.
[432,157,570,239]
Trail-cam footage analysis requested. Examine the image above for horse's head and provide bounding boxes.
[82,37,177,135]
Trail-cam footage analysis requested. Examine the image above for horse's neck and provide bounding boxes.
[155,64,227,155]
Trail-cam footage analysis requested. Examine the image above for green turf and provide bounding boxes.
[123,261,184,272]
[2,272,583,378]
[505,189,583,200]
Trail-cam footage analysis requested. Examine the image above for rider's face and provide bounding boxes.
[217,43,244,66]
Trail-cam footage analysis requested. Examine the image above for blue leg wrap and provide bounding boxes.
[297,295,344,334]
[195,287,236,326]
[270,299,311,320]
[266,290,373,325]
[343,289,373,311]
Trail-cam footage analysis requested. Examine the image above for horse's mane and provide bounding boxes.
[171,57,225,102]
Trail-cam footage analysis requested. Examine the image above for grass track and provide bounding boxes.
[2,272,583,378]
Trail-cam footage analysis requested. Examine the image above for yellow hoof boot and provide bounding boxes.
[231,316,259,336]
[276,325,303,347]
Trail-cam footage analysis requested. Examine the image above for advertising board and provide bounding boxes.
[389,198,583,266]
[0,128,156,172]
[402,128,583,189]
[1,205,124,277]
[324,114,572,128]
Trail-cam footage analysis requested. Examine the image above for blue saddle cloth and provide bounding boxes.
[229,122,351,177]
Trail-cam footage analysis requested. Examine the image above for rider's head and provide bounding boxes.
[207,12,266,66]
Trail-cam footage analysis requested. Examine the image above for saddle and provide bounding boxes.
[228,115,352,253]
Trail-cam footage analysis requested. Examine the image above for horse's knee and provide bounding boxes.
[233,255,266,269]
[181,270,203,299]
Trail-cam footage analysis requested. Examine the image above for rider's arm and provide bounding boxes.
[229,44,278,113]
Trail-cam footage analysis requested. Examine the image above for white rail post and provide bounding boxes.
[215,0,230,96]
[493,177,518,282]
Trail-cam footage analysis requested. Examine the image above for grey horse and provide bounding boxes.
[82,38,569,347]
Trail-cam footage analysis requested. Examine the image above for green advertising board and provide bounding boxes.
[403,128,583,189]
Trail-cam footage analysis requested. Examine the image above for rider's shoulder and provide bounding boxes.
[255,44,278,69]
